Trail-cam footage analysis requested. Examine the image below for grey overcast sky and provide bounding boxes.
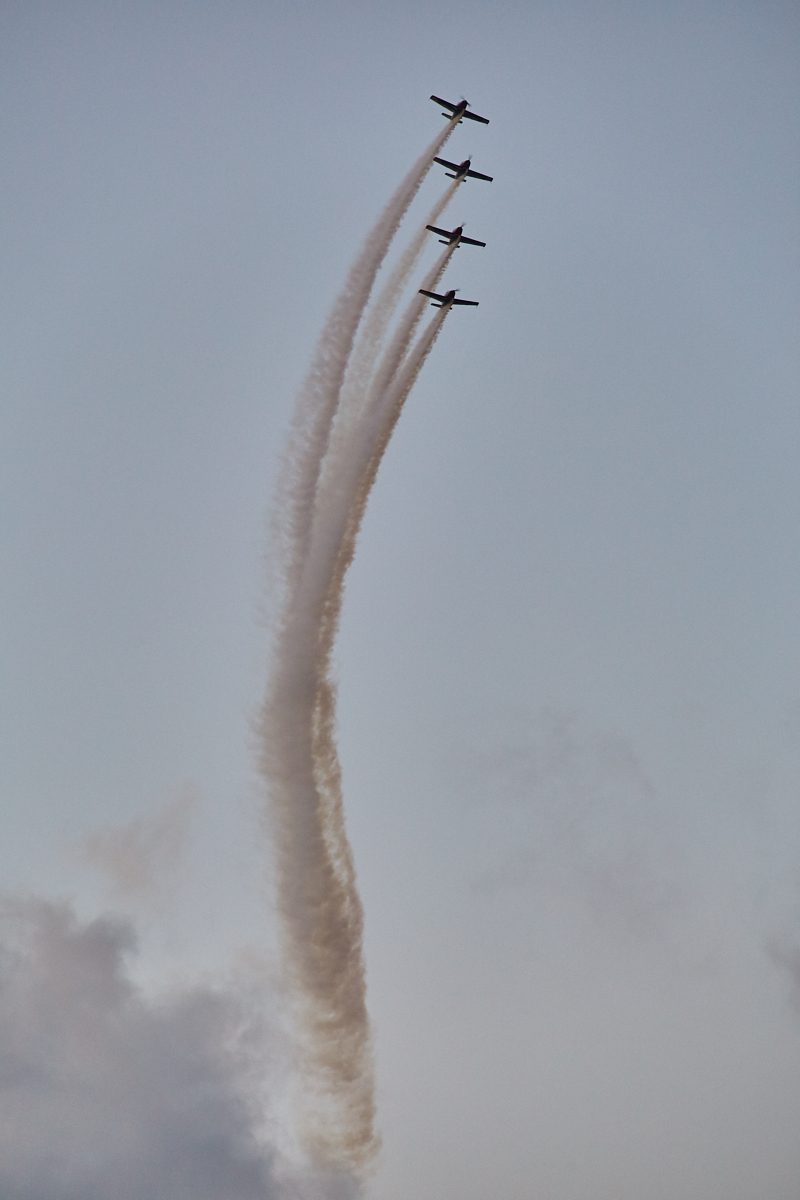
[3,2,800,1198]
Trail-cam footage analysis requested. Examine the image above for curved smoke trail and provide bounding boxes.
[269,124,454,617]
[334,180,460,439]
[311,244,455,599]
[317,309,450,681]
[261,121,459,1182]
[365,243,455,411]
[306,284,457,997]
[310,303,451,961]
[314,308,450,817]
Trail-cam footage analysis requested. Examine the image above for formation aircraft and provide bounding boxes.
[419,288,479,309]
[433,156,493,183]
[426,223,486,248]
[430,95,490,125]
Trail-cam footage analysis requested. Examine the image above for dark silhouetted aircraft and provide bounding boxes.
[419,288,479,309]
[430,95,490,125]
[433,156,493,183]
[426,223,486,248]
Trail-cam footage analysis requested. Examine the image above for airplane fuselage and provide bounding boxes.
[438,160,472,180]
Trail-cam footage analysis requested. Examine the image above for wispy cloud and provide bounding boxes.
[766,936,800,1013]
[464,710,681,942]
[79,790,196,901]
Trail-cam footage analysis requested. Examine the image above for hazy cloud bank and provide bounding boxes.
[0,896,285,1200]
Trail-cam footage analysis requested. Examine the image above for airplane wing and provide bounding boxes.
[433,157,459,171]
[451,298,479,306]
[460,234,487,247]
[430,94,455,111]
[466,168,493,182]
[418,289,445,302]
[426,225,453,239]
[461,109,489,125]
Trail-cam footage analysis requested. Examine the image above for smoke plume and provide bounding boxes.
[260,122,462,1181]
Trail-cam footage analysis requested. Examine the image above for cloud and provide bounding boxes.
[0,896,281,1200]
[766,936,800,1013]
[464,709,681,942]
[79,790,196,901]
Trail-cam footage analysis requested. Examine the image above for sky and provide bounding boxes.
[3,1,800,1197]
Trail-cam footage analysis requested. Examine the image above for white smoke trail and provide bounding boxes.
[318,188,459,530]
[309,249,455,558]
[307,316,452,951]
[362,182,458,366]
[318,309,450,644]
[302,293,456,920]
[364,243,455,413]
[311,299,450,731]
[269,123,455,618]
[261,122,458,1181]
[335,180,460,435]
[308,310,451,1161]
